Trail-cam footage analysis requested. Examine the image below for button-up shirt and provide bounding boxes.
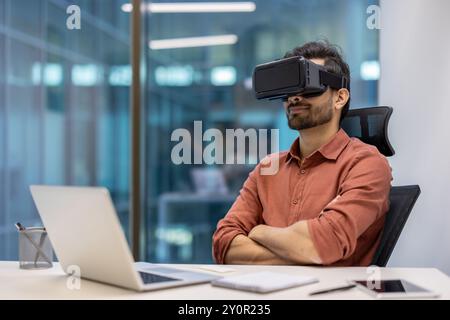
[212,129,392,266]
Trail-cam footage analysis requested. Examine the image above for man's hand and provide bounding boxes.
[247,224,267,241]
[248,222,322,265]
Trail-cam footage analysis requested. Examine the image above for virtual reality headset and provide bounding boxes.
[252,56,349,100]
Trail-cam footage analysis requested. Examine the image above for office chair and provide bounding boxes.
[341,106,421,267]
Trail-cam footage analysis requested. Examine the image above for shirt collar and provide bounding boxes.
[285,128,351,163]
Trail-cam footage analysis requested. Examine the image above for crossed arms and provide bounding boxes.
[224,221,322,265]
[225,194,341,265]
[223,194,342,265]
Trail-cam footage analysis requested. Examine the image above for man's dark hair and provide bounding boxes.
[284,40,351,123]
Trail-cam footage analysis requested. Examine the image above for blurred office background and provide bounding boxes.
[0,0,380,264]
[0,0,131,258]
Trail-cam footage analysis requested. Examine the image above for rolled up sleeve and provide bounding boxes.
[307,150,392,265]
[212,165,263,264]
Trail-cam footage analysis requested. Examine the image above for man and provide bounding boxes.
[212,41,392,266]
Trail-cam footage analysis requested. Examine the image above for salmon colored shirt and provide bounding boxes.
[212,129,392,266]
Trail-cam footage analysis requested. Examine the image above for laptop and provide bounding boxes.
[29,185,219,291]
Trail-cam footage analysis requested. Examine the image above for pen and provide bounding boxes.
[15,222,26,231]
[34,231,47,267]
[309,284,356,296]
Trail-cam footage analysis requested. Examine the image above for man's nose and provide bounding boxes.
[287,95,304,104]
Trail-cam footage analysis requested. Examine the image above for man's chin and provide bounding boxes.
[287,114,334,130]
[289,124,315,130]
[287,117,314,130]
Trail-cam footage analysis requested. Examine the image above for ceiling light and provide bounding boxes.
[149,34,238,50]
[121,2,256,13]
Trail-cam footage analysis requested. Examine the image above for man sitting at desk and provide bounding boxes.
[212,41,392,266]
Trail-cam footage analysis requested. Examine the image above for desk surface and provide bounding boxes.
[1,261,449,300]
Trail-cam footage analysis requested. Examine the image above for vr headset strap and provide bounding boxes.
[319,70,349,90]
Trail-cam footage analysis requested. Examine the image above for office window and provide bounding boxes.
[1,0,380,264]
[143,0,380,263]
[0,0,131,260]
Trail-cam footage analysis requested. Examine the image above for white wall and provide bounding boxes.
[379,0,450,273]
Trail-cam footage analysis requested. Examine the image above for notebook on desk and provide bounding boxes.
[211,271,318,293]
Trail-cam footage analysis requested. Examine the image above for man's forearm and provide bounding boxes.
[224,234,295,265]
[248,221,322,265]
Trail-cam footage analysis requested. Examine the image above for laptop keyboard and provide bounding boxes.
[138,271,180,284]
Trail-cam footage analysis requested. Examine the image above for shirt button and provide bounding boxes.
[292,199,298,205]
[300,170,306,174]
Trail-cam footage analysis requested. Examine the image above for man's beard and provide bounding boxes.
[286,97,333,130]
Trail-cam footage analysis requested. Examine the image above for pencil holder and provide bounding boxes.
[18,227,53,269]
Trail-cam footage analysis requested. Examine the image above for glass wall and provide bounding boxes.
[0,0,380,264]
[0,0,131,260]
[142,0,380,263]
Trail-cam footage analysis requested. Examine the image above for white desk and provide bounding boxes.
[1,261,449,300]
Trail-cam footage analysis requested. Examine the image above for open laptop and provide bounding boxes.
[29,185,219,291]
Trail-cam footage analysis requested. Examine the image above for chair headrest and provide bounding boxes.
[341,106,395,157]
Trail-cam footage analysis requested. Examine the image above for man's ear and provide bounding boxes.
[334,88,350,111]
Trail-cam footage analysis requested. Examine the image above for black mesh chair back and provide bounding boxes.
[341,106,395,157]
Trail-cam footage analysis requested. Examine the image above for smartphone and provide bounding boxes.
[349,279,440,299]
